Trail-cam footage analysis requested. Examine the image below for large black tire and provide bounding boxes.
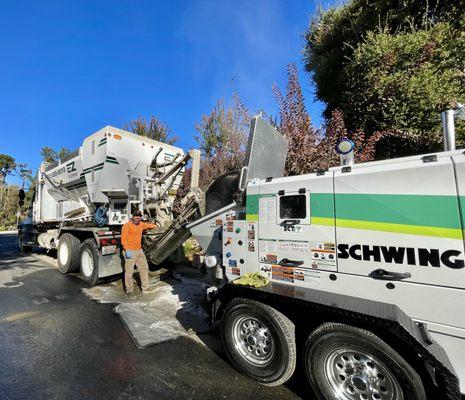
[79,238,100,286]
[304,322,427,400]
[221,298,296,386]
[57,233,80,273]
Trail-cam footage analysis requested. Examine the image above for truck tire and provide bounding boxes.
[79,238,100,286]
[304,322,426,400]
[221,298,296,386]
[57,233,80,273]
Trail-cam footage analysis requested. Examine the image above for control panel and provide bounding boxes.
[222,219,247,281]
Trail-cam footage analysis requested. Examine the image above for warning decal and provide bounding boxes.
[311,241,336,268]
[272,265,294,283]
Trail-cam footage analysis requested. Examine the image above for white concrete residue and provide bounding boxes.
[82,275,210,349]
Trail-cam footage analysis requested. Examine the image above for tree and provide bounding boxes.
[0,154,16,185]
[273,64,389,175]
[172,95,249,215]
[14,163,33,189]
[0,157,34,230]
[0,184,21,230]
[194,96,249,189]
[40,147,73,163]
[303,0,465,155]
[123,115,177,145]
[273,64,319,175]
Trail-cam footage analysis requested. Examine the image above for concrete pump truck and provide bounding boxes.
[187,108,465,399]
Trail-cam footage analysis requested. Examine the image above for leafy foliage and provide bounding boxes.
[172,95,249,215]
[0,153,33,230]
[273,64,388,175]
[123,115,177,145]
[40,147,73,163]
[194,95,249,189]
[0,154,16,185]
[15,163,33,189]
[0,185,21,230]
[304,0,465,154]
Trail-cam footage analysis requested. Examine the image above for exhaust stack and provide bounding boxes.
[441,104,465,151]
[442,109,456,151]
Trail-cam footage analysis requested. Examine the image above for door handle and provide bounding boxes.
[369,268,411,281]
[278,258,304,266]
[281,219,300,225]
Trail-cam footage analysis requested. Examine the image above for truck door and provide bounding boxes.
[255,174,337,286]
[334,155,465,289]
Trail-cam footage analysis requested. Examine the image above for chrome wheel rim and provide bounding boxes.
[232,315,275,365]
[323,347,403,400]
[81,249,94,277]
[58,241,69,265]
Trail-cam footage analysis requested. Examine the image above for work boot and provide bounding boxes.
[126,291,137,300]
[141,286,157,294]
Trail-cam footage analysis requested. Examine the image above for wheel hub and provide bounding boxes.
[324,349,403,400]
[232,316,275,366]
[59,241,69,265]
[352,375,368,391]
[246,335,258,346]
[81,249,94,277]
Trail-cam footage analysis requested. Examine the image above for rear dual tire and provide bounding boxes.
[79,238,99,286]
[221,299,427,400]
[57,234,100,286]
[57,233,80,273]
[304,323,426,400]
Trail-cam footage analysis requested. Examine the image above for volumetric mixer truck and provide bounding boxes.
[18,125,203,285]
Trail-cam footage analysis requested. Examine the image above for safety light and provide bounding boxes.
[335,137,355,155]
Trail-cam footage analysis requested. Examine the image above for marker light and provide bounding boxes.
[335,137,355,155]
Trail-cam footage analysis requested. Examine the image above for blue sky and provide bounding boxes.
[1,0,325,185]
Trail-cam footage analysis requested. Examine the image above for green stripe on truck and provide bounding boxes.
[332,193,461,230]
[246,193,463,239]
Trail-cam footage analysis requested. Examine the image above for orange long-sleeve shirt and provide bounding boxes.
[121,221,157,250]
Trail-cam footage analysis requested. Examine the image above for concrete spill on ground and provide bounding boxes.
[2,310,41,322]
[1,233,211,350]
[82,272,210,349]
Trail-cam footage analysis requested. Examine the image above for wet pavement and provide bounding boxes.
[0,232,305,400]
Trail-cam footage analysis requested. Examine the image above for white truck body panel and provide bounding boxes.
[33,126,185,226]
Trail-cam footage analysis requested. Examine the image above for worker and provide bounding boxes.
[121,210,157,299]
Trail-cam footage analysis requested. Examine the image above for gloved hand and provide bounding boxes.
[125,250,132,259]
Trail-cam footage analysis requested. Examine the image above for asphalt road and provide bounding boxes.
[0,232,305,400]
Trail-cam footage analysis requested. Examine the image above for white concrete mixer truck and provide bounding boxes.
[186,110,465,399]
[18,125,203,285]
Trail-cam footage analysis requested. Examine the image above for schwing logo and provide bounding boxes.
[337,243,464,269]
[66,162,77,173]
